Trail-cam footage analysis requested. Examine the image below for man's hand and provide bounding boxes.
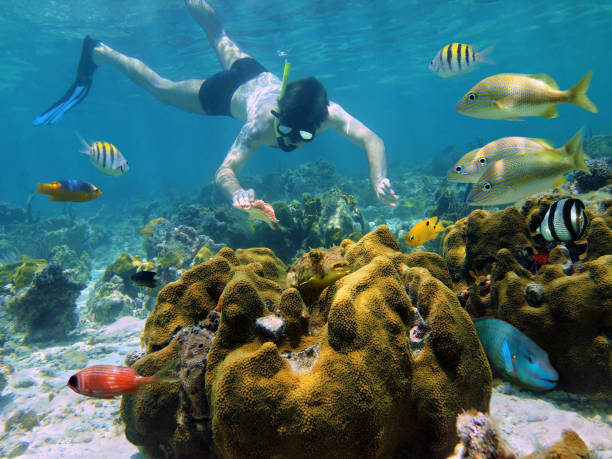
[232,188,255,209]
[375,178,399,207]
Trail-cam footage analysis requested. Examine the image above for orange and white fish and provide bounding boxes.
[77,132,129,177]
[405,217,445,247]
[36,180,101,202]
[67,365,160,398]
[455,71,598,120]
[235,199,279,229]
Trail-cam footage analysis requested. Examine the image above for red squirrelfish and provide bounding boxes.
[67,365,158,398]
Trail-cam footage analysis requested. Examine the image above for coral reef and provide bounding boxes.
[450,409,513,459]
[584,134,612,159]
[121,227,491,458]
[573,159,612,193]
[442,197,612,394]
[6,264,85,342]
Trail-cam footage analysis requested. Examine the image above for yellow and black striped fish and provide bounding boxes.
[429,43,495,78]
[76,132,130,177]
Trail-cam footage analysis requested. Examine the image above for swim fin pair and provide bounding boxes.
[32,35,100,126]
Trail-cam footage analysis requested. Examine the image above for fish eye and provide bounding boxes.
[68,375,77,387]
[483,182,492,191]
[528,355,534,364]
[468,93,477,101]
[410,235,414,240]
[430,60,433,64]
[455,165,463,172]
[479,158,487,165]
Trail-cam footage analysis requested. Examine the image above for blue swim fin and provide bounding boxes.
[33,36,100,126]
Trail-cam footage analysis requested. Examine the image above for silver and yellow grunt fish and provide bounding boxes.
[467,129,588,206]
[455,71,598,120]
[449,137,556,183]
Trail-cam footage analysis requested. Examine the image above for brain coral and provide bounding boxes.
[442,198,612,394]
[122,227,491,458]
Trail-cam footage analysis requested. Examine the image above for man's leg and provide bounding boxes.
[185,0,251,70]
[92,43,205,114]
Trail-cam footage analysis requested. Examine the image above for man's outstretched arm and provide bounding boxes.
[327,103,399,206]
[215,122,260,207]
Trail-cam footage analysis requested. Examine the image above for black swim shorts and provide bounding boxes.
[198,57,267,117]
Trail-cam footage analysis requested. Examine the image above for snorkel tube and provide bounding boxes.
[274,60,296,152]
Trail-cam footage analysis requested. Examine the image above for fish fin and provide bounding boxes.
[567,70,598,113]
[500,340,515,377]
[528,138,554,149]
[527,73,559,90]
[553,176,566,188]
[75,131,91,154]
[476,43,495,64]
[48,196,59,201]
[493,97,515,110]
[36,183,45,194]
[541,105,559,118]
[501,116,524,121]
[563,128,588,171]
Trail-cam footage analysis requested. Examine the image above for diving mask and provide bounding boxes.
[272,60,316,152]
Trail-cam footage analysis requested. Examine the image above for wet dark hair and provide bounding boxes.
[278,76,329,129]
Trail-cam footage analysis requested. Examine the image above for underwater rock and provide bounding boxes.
[254,314,286,343]
[176,323,215,431]
[49,244,91,284]
[0,202,26,225]
[4,409,40,433]
[521,429,589,459]
[450,410,512,459]
[320,187,368,246]
[524,282,544,307]
[122,227,490,458]
[584,134,612,159]
[7,264,84,342]
[574,159,612,192]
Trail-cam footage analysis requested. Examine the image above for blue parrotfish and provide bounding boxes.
[474,318,558,391]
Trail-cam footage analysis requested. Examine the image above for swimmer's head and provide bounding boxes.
[278,77,329,132]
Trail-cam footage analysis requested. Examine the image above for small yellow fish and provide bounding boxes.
[405,217,445,247]
[429,43,495,78]
[448,137,555,183]
[76,132,129,177]
[455,70,598,120]
[467,129,588,206]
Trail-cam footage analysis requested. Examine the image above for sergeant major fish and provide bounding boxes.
[36,179,102,202]
[449,137,556,183]
[455,70,598,120]
[429,43,495,78]
[77,132,129,177]
[467,129,587,206]
[474,318,558,391]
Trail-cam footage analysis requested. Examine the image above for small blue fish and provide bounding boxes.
[474,318,558,391]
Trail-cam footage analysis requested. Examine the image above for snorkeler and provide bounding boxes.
[33,0,399,210]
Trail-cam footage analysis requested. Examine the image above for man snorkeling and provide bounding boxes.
[33,0,399,210]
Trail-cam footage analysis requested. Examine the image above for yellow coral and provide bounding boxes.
[140,217,166,236]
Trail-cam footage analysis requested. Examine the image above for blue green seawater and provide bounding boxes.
[1,0,610,213]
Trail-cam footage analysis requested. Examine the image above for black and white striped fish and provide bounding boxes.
[76,132,129,177]
[429,43,495,78]
[539,198,588,242]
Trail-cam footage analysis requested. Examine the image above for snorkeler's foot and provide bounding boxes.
[185,0,222,36]
[32,35,101,126]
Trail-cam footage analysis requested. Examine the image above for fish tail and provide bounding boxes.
[477,43,495,64]
[75,130,91,154]
[567,70,598,113]
[563,128,588,172]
